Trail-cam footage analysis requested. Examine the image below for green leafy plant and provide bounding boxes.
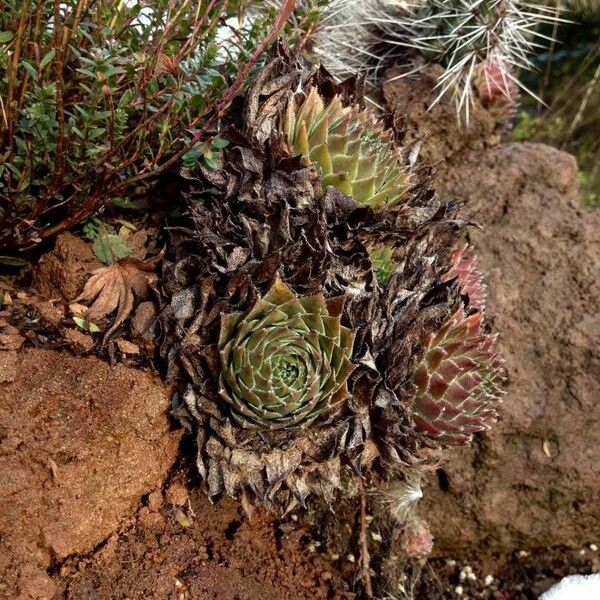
[218,279,354,430]
[0,0,295,249]
[285,86,411,209]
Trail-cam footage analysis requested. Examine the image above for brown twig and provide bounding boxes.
[48,0,66,196]
[359,476,374,598]
[111,0,297,193]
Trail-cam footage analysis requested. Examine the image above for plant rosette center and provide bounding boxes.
[218,279,355,431]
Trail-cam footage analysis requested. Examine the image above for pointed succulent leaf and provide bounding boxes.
[407,306,505,446]
[284,87,410,209]
[446,245,487,312]
[368,244,396,286]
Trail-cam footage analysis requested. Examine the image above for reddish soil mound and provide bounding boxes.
[56,471,352,600]
[0,350,180,599]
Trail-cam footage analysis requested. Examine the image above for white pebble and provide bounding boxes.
[540,574,600,599]
[589,543,598,552]
[370,532,383,542]
[484,575,494,586]
[454,585,464,596]
[347,553,356,563]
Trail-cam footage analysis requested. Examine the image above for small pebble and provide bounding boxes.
[518,550,530,558]
[455,585,464,596]
[370,532,383,542]
[165,483,188,507]
[579,549,586,555]
[485,575,494,586]
[589,543,598,552]
[347,554,356,563]
[447,559,457,566]
[291,514,298,521]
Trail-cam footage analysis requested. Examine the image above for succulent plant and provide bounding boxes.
[218,279,354,430]
[446,244,487,312]
[407,307,505,445]
[368,245,397,286]
[303,0,561,120]
[161,47,504,513]
[284,87,410,209]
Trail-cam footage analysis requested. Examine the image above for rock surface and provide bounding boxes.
[421,142,600,554]
[383,64,498,165]
[0,349,181,599]
[383,70,600,556]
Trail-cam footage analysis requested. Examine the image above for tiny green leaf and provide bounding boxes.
[20,60,38,81]
[93,234,133,264]
[73,316,101,333]
[40,49,56,69]
[211,137,229,150]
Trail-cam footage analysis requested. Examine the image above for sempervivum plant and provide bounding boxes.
[407,307,505,445]
[284,87,411,208]
[218,279,354,430]
[161,46,505,512]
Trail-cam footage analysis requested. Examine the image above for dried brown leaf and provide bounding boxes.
[76,254,161,342]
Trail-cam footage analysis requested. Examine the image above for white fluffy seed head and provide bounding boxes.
[381,475,424,524]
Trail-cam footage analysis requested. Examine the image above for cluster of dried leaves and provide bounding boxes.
[157,47,482,513]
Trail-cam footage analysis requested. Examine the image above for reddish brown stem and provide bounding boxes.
[48,0,66,196]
